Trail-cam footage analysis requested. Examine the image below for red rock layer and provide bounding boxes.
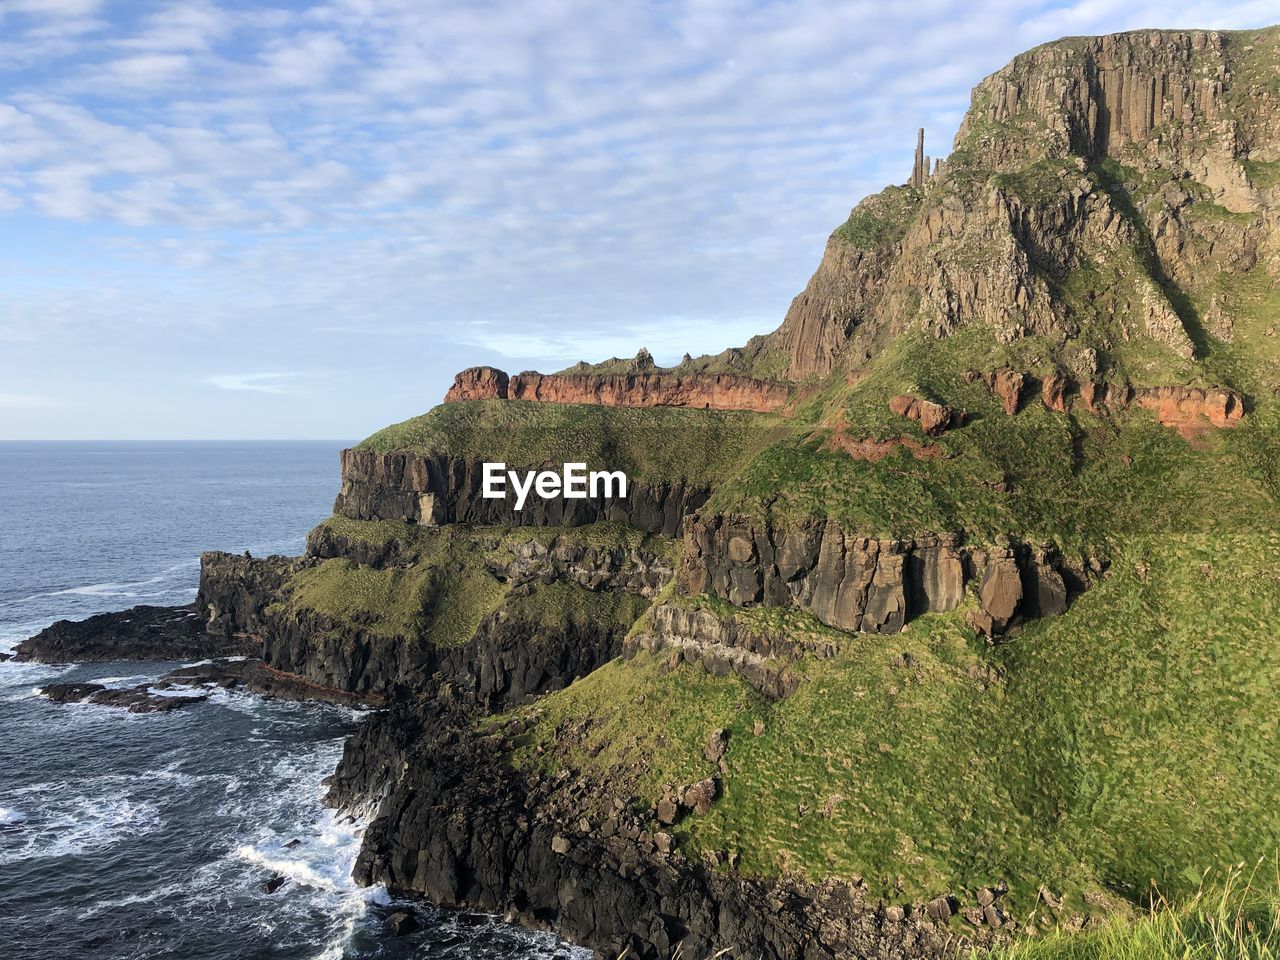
[971,368,1245,440]
[889,395,958,436]
[444,366,791,414]
[825,431,945,462]
[444,366,509,401]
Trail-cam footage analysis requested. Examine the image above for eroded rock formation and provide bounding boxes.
[444,365,791,414]
[748,29,1280,383]
[889,395,958,435]
[678,515,1074,638]
[970,367,1246,438]
[334,449,707,538]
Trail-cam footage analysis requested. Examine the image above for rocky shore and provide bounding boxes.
[327,698,994,960]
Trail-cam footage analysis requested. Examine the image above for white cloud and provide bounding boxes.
[0,0,1274,438]
[0,392,55,407]
[206,372,304,394]
[95,52,190,87]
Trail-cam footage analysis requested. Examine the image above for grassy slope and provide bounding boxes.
[512,529,1280,919]
[357,398,788,485]
[982,867,1280,959]
[277,518,663,647]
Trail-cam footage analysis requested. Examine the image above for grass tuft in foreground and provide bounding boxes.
[983,863,1280,960]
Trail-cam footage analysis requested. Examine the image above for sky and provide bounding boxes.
[0,0,1276,440]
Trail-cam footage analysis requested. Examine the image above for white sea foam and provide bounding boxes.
[85,674,150,686]
[0,796,162,866]
[0,806,26,826]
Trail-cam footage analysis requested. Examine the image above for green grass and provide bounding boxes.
[706,330,1279,550]
[358,399,788,485]
[834,186,923,250]
[982,865,1280,959]
[511,530,1280,917]
[281,520,667,646]
[1244,159,1280,191]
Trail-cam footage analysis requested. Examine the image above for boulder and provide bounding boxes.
[889,395,956,436]
[386,910,418,935]
[260,874,285,895]
[704,728,729,763]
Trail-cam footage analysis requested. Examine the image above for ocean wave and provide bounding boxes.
[0,796,162,866]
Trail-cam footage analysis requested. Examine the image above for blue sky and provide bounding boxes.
[0,0,1275,440]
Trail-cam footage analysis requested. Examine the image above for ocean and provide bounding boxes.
[0,442,576,960]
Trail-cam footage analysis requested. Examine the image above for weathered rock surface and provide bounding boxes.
[889,395,959,435]
[39,681,207,713]
[334,449,708,537]
[743,29,1280,383]
[444,366,791,414]
[678,515,1074,638]
[14,604,250,664]
[159,658,381,708]
[200,546,649,707]
[626,604,828,699]
[487,536,673,598]
[825,431,945,462]
[326,699,976,960]
[970,368,1247,439]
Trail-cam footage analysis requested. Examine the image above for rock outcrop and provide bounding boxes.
[38,681,207,713]
[14,604,251,663]
[626,604,841,700]
[825,431,946,462]
[444,366,791,414]
[200,528,664,705]
[889,395,959,435]
[445,365,510,401]
[970,368,1246,439]
[678,515,1074,638]
[488,536,673,598]
[328,699,973,960]
[333,449,708,537]
[445,366,793,414]
[747,28,1280,383]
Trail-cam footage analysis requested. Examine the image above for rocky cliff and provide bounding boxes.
[21,24,1280,960]
[333,448,707,537]
[676,515,1075,639]
[748,27,1280,382]
[444,364,792,414]
[198,526,662,705]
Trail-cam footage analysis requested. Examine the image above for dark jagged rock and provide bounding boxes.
[159,658,381,708]
[326,700,979,960]
[39,682,207,713]
[677,515,1077,638]
[14,604,251,664]
[260,875,286,895]
[200,550,635,707]
[386,910,418,935]
[334,449,708,538]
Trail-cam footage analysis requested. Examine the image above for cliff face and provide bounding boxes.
[199,528,664,705]
[334,448,707,538]
[328,698,971,960]
[677,515,1074,639]
[755,27,1280,382]
[444,365,791,414]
